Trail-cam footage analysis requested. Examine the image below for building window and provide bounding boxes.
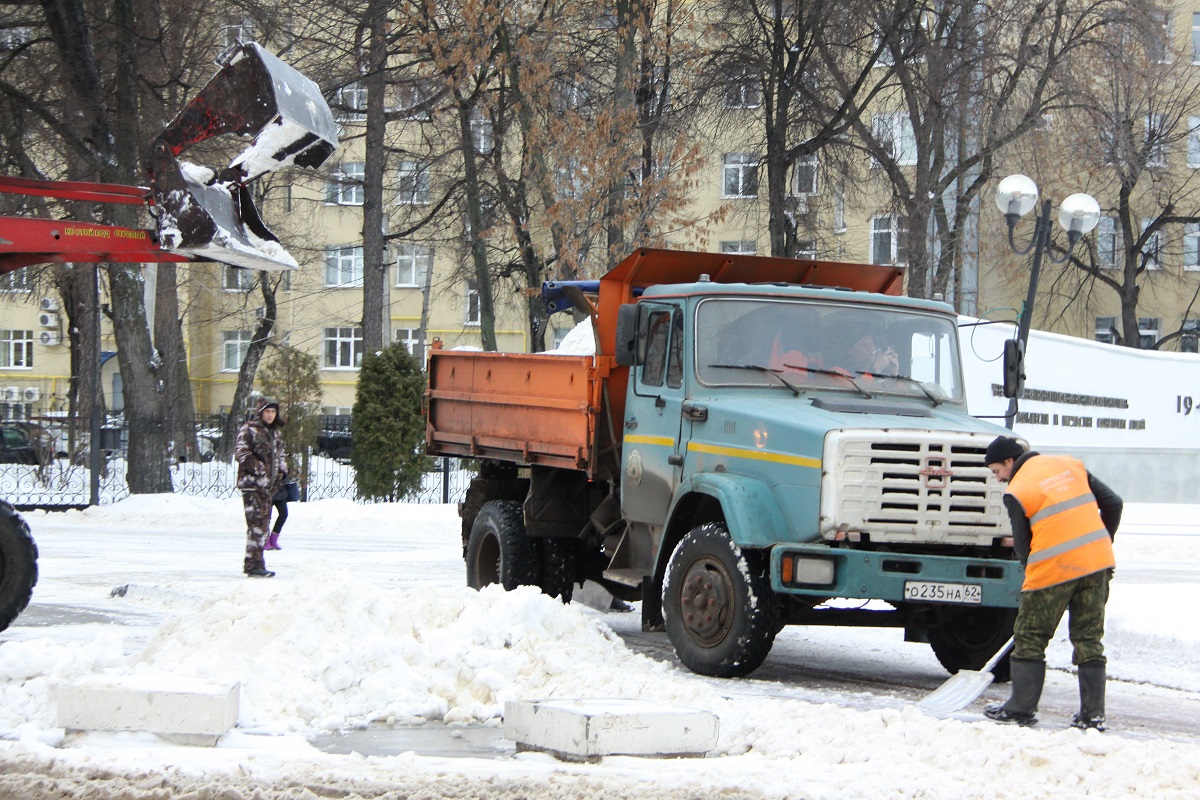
[1147,10,1172,64]
[395,243,432,287]
[1095,316,1117,344]
[0,269,31,292]
[1183,319,1199,353]
[1,330,34,368]
[1141,218,1162,269]
[796,240,817,259]
[870,215,908,265]
[465,279,481,325]
[720,240,756,255]
[1146,115,1167,168]
[793,153,818,195]
[327,162,365,205]
[471,110,494,154]
[1139,317,1161,349]
[324,327,363,369]
[1097,216,1121,269]
[325,245,364,287]
[223,266,255,291]
[222,330,252,371]
[396,80,432,120]
[337,82,367,122]
[722,153,758,198]
[394,327,420,355]
[723,67,760,109]
[833,182,846,232]
[397,160,430,204]
[1189,118,1200,168]
[1185,224,1200,271]
[1193,13,1200,64]
[221,17,252,49]
[873,112,917,166]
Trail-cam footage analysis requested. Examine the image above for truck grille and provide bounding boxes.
[819,430,1011,545]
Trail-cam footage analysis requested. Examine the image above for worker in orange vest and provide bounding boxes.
[983,436,1122,730]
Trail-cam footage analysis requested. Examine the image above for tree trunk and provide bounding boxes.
[219,276,278,457]
[153,262,198,461]
[360,0,390,355]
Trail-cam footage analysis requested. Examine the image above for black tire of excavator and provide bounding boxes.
[0,501,38,633]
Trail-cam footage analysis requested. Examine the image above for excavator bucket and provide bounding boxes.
[146,42,338,272]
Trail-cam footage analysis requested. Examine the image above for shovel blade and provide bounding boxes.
[917,669,997,715]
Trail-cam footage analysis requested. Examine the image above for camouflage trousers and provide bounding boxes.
[1013,569,1112,665]
[242,490,272,572]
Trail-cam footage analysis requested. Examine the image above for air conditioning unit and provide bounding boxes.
[1,386,18,403]
[38,311,60,328]
[39,331,61,346]
[23,387,40,402]
[40,296,60,312]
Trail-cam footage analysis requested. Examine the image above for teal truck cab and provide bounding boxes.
[426,248,1023,679]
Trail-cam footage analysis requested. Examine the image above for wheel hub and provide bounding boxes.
[678,557,733,646]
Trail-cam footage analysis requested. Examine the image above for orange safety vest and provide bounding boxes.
[1006,455,1116,591]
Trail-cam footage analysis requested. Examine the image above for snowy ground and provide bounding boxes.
[1,496,1198,799]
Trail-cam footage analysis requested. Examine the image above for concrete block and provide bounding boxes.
[57,675,240,746]
[503,698,718,760]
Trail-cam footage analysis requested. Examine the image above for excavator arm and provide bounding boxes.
[0,42,337,275]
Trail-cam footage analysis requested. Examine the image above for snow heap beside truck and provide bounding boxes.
[426,248,1024,679]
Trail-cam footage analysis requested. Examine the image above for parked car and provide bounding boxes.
[0,425,38,464]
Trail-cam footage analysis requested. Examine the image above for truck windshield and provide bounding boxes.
[696,298,964,403]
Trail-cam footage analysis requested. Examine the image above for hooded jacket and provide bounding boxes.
[234,398,287,493]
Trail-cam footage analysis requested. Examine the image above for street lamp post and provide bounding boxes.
[994,174,1100,430]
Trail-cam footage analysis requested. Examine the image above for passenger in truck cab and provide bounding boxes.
[841,331,899,376]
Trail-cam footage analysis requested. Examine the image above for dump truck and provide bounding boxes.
[426,248,1026,679]
[0,42,337,633]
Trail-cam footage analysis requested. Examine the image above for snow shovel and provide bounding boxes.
[917,637,1014,715]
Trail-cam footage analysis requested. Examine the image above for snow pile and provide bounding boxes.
[1,497,1199,799]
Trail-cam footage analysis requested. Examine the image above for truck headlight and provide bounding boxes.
[782,555,835,586]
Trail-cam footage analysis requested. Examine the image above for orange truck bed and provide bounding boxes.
[425,350,606,472]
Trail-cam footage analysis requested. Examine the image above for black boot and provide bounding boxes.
[245,566,275,578]
[984,658,1045,727]
[1072,660,1106,731]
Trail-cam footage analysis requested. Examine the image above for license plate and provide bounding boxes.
[903,580,982,604]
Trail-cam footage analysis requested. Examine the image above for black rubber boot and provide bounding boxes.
[984,658,1045,727]
[1072,661,1106,731]
[245,567,275,578]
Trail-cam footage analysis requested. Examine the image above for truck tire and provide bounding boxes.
[465,500,540,591]
[539,538,578,602]
[0,501,38,633]
[929,607,1016,682]
[662,523,779,678]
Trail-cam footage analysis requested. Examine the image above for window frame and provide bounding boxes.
[323,326,364,369]
[324,245,365,288]
[396,160,431,205]
[327,162,365,205]
[722,152,759,198]
[395,243,432,288]
[0,329,34,369]
[222,330,252,372]
[869,214,908,266]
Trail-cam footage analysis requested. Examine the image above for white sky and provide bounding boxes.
[2,496,1199,799]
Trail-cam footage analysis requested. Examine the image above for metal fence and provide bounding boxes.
[2,414,472,509]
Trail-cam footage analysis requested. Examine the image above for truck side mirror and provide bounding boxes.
[1002,338,1025,398]
[615,304,639,366]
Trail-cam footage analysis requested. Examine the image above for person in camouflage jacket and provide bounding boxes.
[234,396,287,577]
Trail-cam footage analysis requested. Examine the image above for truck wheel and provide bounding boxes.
[539,538,578,603]
[929,607,1016,682]
[0,501,38,633]
[662,523,779,678]
[465,500,540,591]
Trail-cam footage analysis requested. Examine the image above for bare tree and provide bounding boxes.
[1012,4,1200,350]
[841,0,1123,305]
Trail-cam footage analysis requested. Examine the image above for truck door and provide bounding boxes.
[621,304,687,524]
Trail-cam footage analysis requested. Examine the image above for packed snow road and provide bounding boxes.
[1,496,1198,800]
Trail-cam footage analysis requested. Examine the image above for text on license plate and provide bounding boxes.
[903,580,982,604]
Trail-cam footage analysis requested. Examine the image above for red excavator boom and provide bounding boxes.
[0,42,337,275]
